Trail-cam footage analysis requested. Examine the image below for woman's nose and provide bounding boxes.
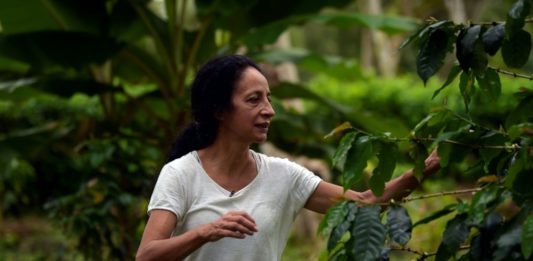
[262,100,275,118]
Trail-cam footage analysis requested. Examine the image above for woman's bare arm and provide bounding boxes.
[136,210,258,261]
[305,150,440,214]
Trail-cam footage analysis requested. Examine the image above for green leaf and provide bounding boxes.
[409,141,428,181]
[324,122,353,140]
[502,29,531,68]
[387,204,412,245]
[416,29,449,84]
[436,214,470,261]
[343,134,373,191]
[459,70,475,112]
[478,131,506,172]
[506,0,531,36]
[319,201,350,235]
[349,205,386,261]
[332,132,357,171]
[327,202,357,250]
[522,215,533,259]
[456,25,487,75]
[369,142,398,196]
[468,187,499,226]
[481,23,505,56]
[433,65,461,99]
[476,67,501,101]
[413,204,456,228]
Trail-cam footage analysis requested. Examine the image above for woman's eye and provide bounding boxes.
[248,96,260,103]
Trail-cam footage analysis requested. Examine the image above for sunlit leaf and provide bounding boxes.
[325,122,353,139]
[386,204,412,245]
[349,205,386,261]
[332,131,357,171]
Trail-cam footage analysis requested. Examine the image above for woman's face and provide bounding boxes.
[218,67,276,144]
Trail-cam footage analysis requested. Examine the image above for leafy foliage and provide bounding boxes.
[322,0,533,259]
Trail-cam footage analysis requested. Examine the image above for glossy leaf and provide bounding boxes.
[319,201,350,235]
[332,132,357,171]
[416,29,449,84]
[481,23,505,55]
[386,204,412,245]
[456,25,487,75]
[432,65,461,99]
[502,29,531,68]
[327,202,357,250]
[505,0,531,36]
[369,142,398,196]
[413,204,456,228]
[522,215,533,259]
[343,134,373,191]
[350,205,386,261]
[436,214,470,261]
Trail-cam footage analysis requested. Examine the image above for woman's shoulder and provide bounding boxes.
[252,150,303,170]
[160,152,200,177]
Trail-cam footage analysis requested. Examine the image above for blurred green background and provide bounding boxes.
[0,0,530,260]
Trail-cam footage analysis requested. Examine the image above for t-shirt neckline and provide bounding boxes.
[191,150,262,197]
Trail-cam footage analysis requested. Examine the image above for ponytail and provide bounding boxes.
[167,121,217,162]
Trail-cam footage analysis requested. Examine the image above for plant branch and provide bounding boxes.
[402,188,483,203]
[412,136,521,150]
[391,245,471,260]
[489,66,533,80]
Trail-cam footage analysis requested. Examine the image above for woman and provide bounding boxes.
[136,55,440,261]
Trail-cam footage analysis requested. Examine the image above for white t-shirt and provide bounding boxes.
[147,150,322,261]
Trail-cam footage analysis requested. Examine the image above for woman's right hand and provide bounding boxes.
[198,211,258,241]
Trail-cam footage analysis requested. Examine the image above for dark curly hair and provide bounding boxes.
[167,55,263,161]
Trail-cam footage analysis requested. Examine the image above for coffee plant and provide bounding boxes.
[320,0,533,260]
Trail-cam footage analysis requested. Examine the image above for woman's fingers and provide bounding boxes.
[204,211,258,241]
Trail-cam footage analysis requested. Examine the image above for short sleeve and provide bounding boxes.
[147,164,186,220]
[287,161,322,210]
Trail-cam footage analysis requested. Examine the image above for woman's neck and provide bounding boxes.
[197,138,253,179]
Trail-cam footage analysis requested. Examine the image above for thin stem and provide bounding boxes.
[489,66,533,80]
[402,188,483,203]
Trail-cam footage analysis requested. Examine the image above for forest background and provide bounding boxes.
[0,0,531,260]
